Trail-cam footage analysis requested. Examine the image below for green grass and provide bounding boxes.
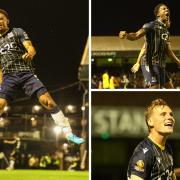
[0,170,88,180]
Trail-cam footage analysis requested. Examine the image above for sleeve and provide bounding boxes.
[16,28,30,43]
[128,146,153,179]
[142,22,154,33]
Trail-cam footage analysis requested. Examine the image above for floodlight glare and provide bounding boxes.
[53,126,62,135]
[3,106,10,112]
[32,105,41,112]
[81,106,85,111]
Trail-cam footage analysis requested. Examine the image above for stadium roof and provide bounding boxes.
[92,36,180,52]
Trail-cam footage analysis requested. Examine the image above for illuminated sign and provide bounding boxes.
[92,106,180,138]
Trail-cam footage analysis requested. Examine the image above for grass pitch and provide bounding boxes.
[0,170,88,180]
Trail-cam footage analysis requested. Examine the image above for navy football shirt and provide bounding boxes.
[127,138,174,179]
[0,28,34,74]
[141,20,170,68]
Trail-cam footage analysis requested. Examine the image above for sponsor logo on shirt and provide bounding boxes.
[134,160,145,172]
[143,148,149,154]
[161,33,169,41]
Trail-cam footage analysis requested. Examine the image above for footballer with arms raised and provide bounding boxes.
[119,4,180,89]
[0,9,84,145]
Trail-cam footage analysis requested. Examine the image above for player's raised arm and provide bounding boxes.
[131,43,146,73]
[119,28,145,41]
[165,42,180,66]
[22,40,36,61]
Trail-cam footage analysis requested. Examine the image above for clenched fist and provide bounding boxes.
[119,31,127,39]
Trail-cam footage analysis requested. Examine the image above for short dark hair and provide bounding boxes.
[0,9,9,19]
[154,3,169,17]
[145,98,169,131]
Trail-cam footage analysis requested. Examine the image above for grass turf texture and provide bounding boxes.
[0,170,88,180]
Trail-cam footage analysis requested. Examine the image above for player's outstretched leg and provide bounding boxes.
[6,159,15,170]
[38,92,85,145]
[6,155,15,170]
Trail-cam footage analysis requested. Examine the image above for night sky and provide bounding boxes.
[92,0,180,36]
[0,0,88,106]
[1,0,88,85]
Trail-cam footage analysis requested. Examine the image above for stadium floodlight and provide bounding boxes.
[32,105,42,113]
[53,126,62,135]
[81,106,85,111]
[62,143,69,151]
[65,104,77,113]
[63,143,68,148]
[3,106,10,112]
[67,105,74,111]
[0,117,5,128]
[54,126,63,148]
[108,58,113,62]
[31,117,35,121]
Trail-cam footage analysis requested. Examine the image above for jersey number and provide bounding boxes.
[0,42,16,54]
[161,33,169,41]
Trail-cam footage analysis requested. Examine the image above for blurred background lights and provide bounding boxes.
[31,117,35,121]
[32,105,42,113]
[81,106,85,111]
[4,106,10,112]
[53,126,62,135]
[108,58,113,62]
[65,104,77,113]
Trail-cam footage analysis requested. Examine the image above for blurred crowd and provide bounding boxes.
[27,151,80,170]
[92,71,180,89]
[0,142,81,171]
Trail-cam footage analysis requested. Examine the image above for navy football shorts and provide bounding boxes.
[141,65,170,87]
[0,72,48,101]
